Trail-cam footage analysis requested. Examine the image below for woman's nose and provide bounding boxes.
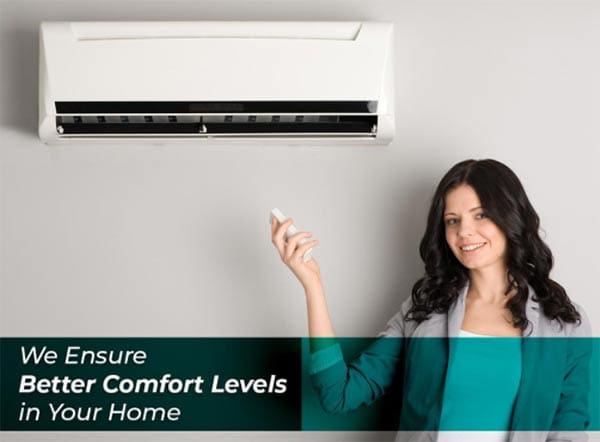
[458,220,475,237]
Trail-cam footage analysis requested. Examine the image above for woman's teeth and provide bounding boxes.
[461,243,485,251]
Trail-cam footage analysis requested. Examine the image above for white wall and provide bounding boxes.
[1,0,599,441]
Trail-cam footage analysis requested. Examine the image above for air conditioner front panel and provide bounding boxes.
[39,21,394,144]
[43,22,389,102]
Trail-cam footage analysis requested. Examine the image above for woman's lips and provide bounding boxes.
[460,242,486,252]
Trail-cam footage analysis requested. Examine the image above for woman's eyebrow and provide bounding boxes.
[444,206,482,216]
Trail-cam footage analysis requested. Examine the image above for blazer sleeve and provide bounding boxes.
[546,304,594,442]
[308,297,411,414]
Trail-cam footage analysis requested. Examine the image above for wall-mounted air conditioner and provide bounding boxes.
[39,21,394,144]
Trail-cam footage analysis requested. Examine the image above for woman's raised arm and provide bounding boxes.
[270,216,335,338]
[270,216,404,415]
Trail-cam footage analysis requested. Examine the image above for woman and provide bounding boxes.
[270,159,592,442]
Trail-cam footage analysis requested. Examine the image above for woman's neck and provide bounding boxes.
[468,264,513,305]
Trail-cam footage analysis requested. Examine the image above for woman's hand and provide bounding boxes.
[271,217,322,291]
[271,217,335,338]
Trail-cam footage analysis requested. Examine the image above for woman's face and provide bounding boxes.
[444,184,507,272]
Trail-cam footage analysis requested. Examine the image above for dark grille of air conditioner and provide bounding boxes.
[54,101,379,137]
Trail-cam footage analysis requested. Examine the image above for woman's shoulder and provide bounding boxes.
[535,300,593,337]
[380,289,593,338]
[567,301,592,336]
[378,296,446,337]
[378,296,414,337]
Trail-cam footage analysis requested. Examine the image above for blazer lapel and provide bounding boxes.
[447,283,468,338]
[431,284,468,431]
[509,285,541,439]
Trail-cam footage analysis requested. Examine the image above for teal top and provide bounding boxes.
[439,330,522,431]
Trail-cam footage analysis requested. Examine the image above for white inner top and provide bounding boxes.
[459,329,498,337]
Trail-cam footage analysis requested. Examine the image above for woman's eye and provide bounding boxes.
[445,218,458,226]
[475,213,487,220]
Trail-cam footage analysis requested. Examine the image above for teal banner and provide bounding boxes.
[1,337,598,431]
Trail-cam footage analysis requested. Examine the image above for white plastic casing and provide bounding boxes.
[39,21,394,145]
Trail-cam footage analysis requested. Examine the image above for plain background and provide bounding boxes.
[1,0,599,441]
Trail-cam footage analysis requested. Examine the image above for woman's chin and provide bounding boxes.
[458,257,503,272]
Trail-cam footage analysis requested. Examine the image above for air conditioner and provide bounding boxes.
[39,21,394,144]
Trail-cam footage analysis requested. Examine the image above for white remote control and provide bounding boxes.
[269,208,313,262]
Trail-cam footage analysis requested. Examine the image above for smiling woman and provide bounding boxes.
[270,158,592,442]
[442,184,519,337]
[407,159,582,335]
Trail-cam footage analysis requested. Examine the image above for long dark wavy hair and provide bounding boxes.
[405,159,580,331]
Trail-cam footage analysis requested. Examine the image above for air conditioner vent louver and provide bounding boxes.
[55,112,377,137]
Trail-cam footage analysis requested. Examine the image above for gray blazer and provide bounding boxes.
[380,283,593,442]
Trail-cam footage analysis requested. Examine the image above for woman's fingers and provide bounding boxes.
[270,216,278,235]
[270,217,281,251]
[274,218,293,241]
[284,231,313,261]
[271,217,293,256]
[271,217,318,270]
[293,239,319,262]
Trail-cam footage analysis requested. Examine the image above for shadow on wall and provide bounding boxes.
[0,22,38,136]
